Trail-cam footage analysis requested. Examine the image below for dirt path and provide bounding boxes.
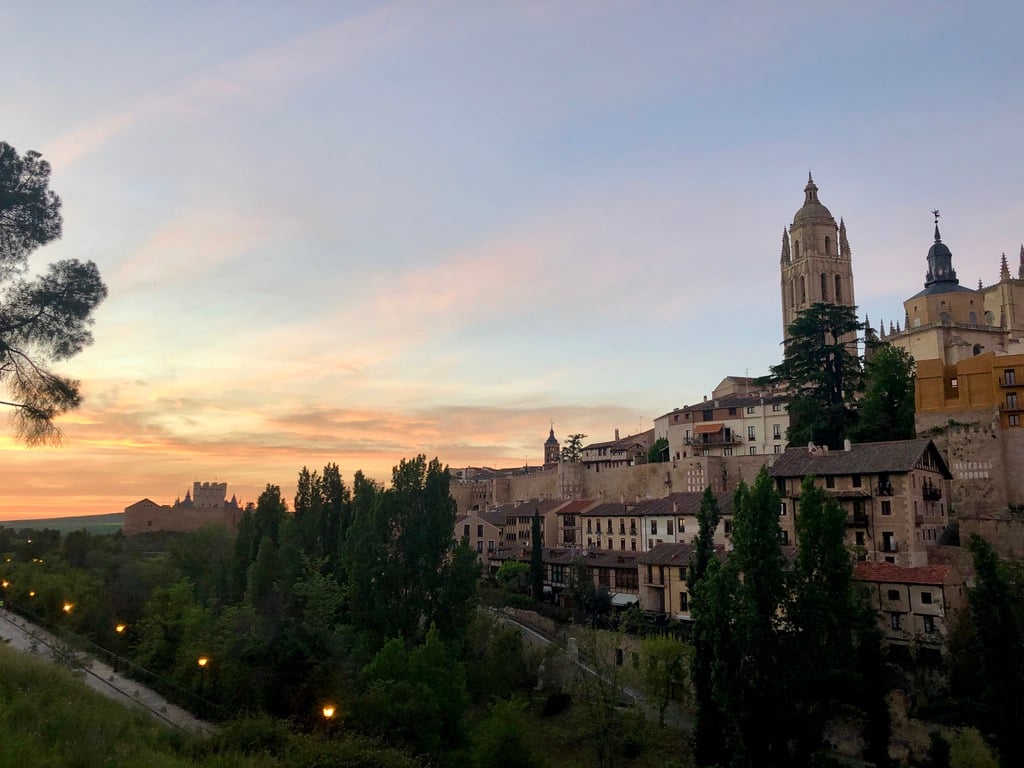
[0,610,212,735]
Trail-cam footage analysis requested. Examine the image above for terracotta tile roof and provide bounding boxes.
[768,439,952,479]
[654,390,790,421]
[637,542,694,565]
[628,491,735,518]
[556,499,601,515]
[581,502,632,517]
[854,561,958,586]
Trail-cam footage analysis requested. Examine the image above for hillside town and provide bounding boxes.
[122,177,1024,667]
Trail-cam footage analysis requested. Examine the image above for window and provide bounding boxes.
[463,524,470,537]
[820,272,828,300]
[477,524,484,538]
[587,520,592,533]
[923,615,937,634]
[667,520,674,535]
[1011,414,1021,427]
[835,275,842,302]
[824,236,832,255]
[678,566,687,580]
[855,531,865,546]
[780,530,790,545]
[774,444,783,454]
[779,502,787,516]
[723,447,733,456]
[890,613,902,631]
[1006,369,1017,385]
[487,540,494,552]
[921,591,933,605]
[852,474,862,488]
[620,539,625,550]
[703,409,714,421]
[1008,393,1018,409]
[607,540,614,551]
[728,407,737,416]
[746,405,755,414]
[826,476,835,488]
[596,521,602,534]
[631,539,636,551]
[651,520,658,535]
[724,520,733,535]
[881,501,892,516]
[772,403,783,412]
[951,377,958,389]
[749,447,757,455]
[747,426,756,441]
[887,589,900,601]
[679,592,689,612]
[773,424,782,439]
[678,518,686,533]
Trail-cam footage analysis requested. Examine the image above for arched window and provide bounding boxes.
[789,280,795,308]
[820,273,828,301]
[794,240,800,259]
[974,344,984,356]
[940,311,951,325]
[834,275,843,302]
[969,311,978,326]
[986,311,996,326]
[824,236,831,255]
[799,275,806,304]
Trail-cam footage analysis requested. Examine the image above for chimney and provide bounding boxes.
[844,438,852,452]
[672,500,678,514]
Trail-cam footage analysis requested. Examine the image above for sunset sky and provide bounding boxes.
[3,1,1024,519]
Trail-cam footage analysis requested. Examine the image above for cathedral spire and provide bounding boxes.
[1019,244,1024,279]
[839,217,850,258]
[804,172,820,205]
[780,227,791,263]
[1001,252,1011,281]
[923,210,959,290]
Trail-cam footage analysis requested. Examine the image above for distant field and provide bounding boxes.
[0,512,123,534]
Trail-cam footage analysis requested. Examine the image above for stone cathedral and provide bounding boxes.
[779,174,857,344]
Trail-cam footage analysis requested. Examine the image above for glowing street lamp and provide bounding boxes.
[197,656,209,669]
[115,623,127,634]
[322,704,336,720]
[28,590,35,598]
[62,602,73,613]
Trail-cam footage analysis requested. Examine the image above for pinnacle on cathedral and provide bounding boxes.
[1001,252,1011,281]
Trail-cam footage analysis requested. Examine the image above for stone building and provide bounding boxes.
[123,481,242,535]
[769,439,952,567]
[779,174,856,345]
[883,221,1024,365]
[654,376,790,461]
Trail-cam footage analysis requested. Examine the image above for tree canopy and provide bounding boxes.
[852,344,917,442]
[772,302,864,449]
[0,141,107,444]
[560,433,586,463]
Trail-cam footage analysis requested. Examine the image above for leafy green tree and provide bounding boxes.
[772,302,864,449]
[695,471,789,767]
[355,629,468,759]
[853,344,917,442]
[561,433,587,463]
[640,635,690,725]
[0,141,108,444]
[787,477,863,762]
[471,698,544,768]
[688,487,728,768]
[949,727,999,768]
[496,560,530,594]
[647,437,670,463]
[345,456,474,647]
[964,534,1024,768]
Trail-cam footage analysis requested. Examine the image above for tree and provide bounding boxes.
[0,141,107,444]
[496,560,530,594]
[640,635,690,726]
[771,302,864,449]
[344,456,475,647]
[964,534,1024,768]
[561,433,587,463]
[530,510,544,601]
[688,487,729,768]
[647,437,670,463]
[852,344,916,442]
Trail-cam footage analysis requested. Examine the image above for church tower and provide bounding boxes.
[544,424,560,465]
[779,174,856,342]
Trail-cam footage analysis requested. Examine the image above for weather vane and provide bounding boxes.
[932,209,940,224]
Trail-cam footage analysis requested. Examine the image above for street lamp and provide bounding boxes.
[62,602,73,614]
[197,656,209,701]
[322,704,336,720]
[115,623,127,634]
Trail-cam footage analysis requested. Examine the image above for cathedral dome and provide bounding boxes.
[792,173,835,225]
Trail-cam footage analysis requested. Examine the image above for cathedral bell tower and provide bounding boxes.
[779,174,856,343]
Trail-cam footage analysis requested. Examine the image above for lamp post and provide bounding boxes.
[197,655,209,709]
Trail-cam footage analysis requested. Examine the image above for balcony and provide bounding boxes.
[1000,375,1018,387]
[685,434,741,447]
[922,482,943,501]
[846,511,869,526]
[881,541,900,554]
[1001,401,1023,412]
[876,482,894,497]
[915,514,925,526]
